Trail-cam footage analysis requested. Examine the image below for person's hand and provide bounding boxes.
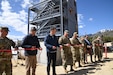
[65,43,71,47]
[31,46,36,50]
[81,44,84,47]
[39,47,42,50]
[59,45,63,50]
[87,45,91,48]
[14,47,18,50]
[99,44,102,46]
[60,45,63,48]
[96,44,99,46]
[52,46,57,50]
[74,45,79,47]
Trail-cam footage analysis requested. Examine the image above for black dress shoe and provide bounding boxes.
[64,69,68,73]
[91,61,94,63]
[78,65,82,67]
[70,69,74,71]
[53,73,57,75]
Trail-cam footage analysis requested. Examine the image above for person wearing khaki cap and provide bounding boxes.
[71,32,78,37]
[64,30,69,33]
[70,32,82,68]
[0,26,16,75]
[59,30,74,73]
[0,26,9,31]
[0,27,9,39]
[92,36,103,62]
[73,32,78,36]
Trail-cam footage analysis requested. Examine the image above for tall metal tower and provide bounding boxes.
[28,0,78,39]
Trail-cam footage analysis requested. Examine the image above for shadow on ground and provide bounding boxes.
[102,58,113,63]
[58,67,95,75]
[58,58,113,75]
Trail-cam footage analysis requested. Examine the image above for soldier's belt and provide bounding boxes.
[0,58,11,60]
[0,50,12,52]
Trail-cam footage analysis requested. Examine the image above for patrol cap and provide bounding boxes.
[64,30,69,33]
[0,26,9,31]
[73,32,78,36]
[97,36,101,40]
[30,27,37,31]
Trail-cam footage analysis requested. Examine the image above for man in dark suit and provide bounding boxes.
[84,35,93,63]
[44,27,59,75]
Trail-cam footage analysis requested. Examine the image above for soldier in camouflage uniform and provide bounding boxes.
[92,36,103,62]
[70,32,82,68]
[59,30,74,73]
[0,27,16,75]
[79,36,86,66]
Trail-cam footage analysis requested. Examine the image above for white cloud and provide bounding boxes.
[79,25,84,28]
[0,12,1,15]
[19,10,28,22]
[21,0,30,8]
[39,0,45,2]
[100,29,106,33]
[1,0,12,12]
[8,34,24,41]
[78,14,84,23]
[79,25,83,28]
[29,0,45,5]
[77,14,85,28]
[89,18,93,21]
[0,0,27,34]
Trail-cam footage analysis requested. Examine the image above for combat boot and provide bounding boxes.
[78,61,82,67]
[64,69,68,73]
[63,67,68,73]
[70,65,74,71]
[73,64,77,69]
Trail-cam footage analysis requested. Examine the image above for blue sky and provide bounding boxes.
[0,0,113,40]
[76,0,113,35]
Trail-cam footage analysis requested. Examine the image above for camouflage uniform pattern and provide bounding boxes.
[0,37,15,75]
[70,37,81,64]
[79,38,86,63]
[92,39,103,61]
[59,36,73,68]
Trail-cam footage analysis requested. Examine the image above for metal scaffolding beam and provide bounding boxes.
[28,0,78,38]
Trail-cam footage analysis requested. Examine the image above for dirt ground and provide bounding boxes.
[2,52,113,75]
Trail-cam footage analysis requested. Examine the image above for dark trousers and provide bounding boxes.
[84,49,93,63]
[47,52,56,75]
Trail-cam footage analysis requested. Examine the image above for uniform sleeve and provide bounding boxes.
[10,40,16,48]
[7,38,16,48]
[70,39,74,45]
[58,37,63,45]
[92,39,96,45]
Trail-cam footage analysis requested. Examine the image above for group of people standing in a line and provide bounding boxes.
[0,26,104,75]
[44,27,104,75]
